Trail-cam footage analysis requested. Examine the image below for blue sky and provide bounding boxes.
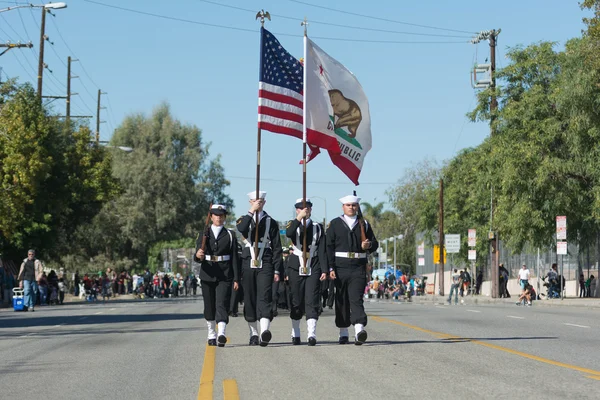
[0,0,590,225]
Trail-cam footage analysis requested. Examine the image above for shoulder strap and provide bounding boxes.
[227,229,233,250]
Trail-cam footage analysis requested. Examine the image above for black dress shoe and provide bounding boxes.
[273,310,278,317]
[231,312,238,317]
[338,336,349,344]
[249,335,259,346]
[207,339,217,346]
[308,337,317,346]
[260,330,272,347]
[292,337,301,345]
[328,306,333,310]
[217,335,227,347]
[355,330,368,345]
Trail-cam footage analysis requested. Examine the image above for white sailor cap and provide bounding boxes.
[294,198,313,208]
[339,194,361,204]
[247,190,267,200]
[210,204,227,215]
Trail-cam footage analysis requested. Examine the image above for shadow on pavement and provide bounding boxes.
[224,335,558,348]
[0,326,199,339]
[0,312,204,330]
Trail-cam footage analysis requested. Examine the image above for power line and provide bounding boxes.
[227,175,396,185]
[195,0,472,38]
[83,0,469,44]
[287,0,476,34]
[46,13,102,89]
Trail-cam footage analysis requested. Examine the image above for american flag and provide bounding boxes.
[257,27,304,139]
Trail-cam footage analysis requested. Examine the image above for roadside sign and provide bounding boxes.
[417,242,425,256]
[556,216,567,240]
[445,234,460,254]
[468,249,476,260]
[557,241,568,255]
[280,229,286,235]
[418,257,425,266]
[433,245,447,264]
[468,229,476,247]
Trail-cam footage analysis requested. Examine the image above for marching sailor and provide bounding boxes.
[286,198,327,346]
[237,191,284,346]
[326,194,378,345]
[194,204,240,347]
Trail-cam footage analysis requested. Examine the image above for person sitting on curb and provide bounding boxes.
[516,283,534,306]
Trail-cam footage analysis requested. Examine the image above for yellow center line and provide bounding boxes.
[197,345,216,400]
[371,315,600,378]
[223,379,240,400]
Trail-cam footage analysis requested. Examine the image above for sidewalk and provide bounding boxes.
[409,294,600,309]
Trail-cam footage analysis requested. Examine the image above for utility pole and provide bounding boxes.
[96,89,106,142]
[66,56,71,123]
[439,178,444,296]
[37,7,47,99]
[472,29,501,297]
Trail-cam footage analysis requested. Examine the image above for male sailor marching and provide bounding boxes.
[236,191,284,346]
[285,198,327,346]
[326,194,378,345]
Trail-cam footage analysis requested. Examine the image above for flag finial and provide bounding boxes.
[301,16,308,36]
[255,9,271,27]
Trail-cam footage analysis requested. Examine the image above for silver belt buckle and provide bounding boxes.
[348,252,355,259]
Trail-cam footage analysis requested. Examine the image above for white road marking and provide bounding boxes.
[564,323,590,329]
[507,315,525,319]
[466,310,481,313]
[94,311,103,315]
[110,308,116,311]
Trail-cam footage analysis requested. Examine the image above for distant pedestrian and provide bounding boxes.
[17,250,43,312]
[58,277,66,305]
[447,269,460,305]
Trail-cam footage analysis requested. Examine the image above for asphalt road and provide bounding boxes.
[0,297,599,400]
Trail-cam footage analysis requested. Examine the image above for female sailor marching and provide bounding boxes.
[194,204,240,347]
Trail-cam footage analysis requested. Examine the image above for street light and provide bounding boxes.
[0,3,67,13]
[98,141,133,152]
[392,234,404,277]
[309,195,327,227]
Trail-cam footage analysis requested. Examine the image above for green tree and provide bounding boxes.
[79,103,233,266]
[0,81,118,260]
[387,159,442,274]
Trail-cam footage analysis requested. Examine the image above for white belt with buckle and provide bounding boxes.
[335,252,367,259]
[245,242,270,249]
[206,255,231,262]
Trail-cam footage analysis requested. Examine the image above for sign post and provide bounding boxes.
[556,216,567,300]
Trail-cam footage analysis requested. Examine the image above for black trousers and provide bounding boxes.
[322,278,335,307]
[230,281,242,314]
[288,269,321,320]
[335,267,367,328]
[201,280,232,324]
[242,264,274,323]
[272,280,280,312]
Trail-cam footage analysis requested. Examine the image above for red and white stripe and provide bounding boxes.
[257,82,303,139]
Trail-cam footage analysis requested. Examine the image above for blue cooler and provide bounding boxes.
[13,288,25,311]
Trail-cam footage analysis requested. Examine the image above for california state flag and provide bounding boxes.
[304,37,372,185]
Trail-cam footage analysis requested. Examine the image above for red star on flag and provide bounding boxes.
[319,65,324,75]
